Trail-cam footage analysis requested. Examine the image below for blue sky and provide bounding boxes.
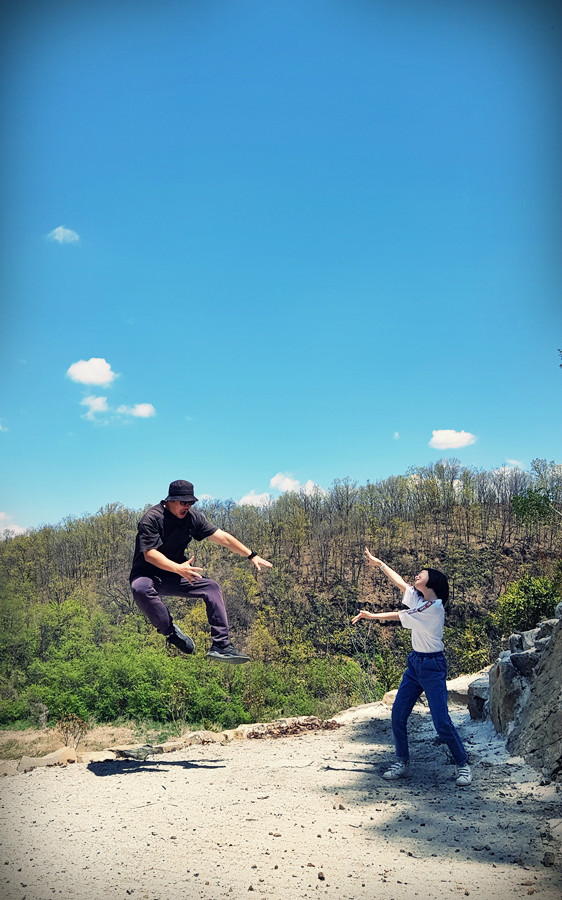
[1,0,561,534]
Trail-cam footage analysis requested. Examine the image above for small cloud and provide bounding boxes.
[301,479,326,497]
[117,403,156,418]
[0,420,7,432]
[393,432,400,440]
[270,472,300,493]
[506,458,524,469]
[67,358,118,386]
[429,429,476,450]
[269,472,325,496]
[81,395,108,421]
[0,512,26,538]
[47,225,80,244]
[238,490,272,507]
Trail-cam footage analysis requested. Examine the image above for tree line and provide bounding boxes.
[0,458,560,731]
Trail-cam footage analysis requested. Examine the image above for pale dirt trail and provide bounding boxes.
[1,702,560,900]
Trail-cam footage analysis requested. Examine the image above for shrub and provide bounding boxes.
[491,575,560,636]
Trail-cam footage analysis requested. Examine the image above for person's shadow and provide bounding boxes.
[87,755,226,777]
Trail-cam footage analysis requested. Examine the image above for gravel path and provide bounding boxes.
[1,702,561,900]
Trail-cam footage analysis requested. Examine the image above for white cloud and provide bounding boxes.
[67,358,118,386]
[238,490,272,507]
[269,472,325,496]
[506,458,524,469]
[81,395,108,420]
[429,429,476,450]
[393,432,400,440]
[117,403,156,418]
[0,420,7,432]
[270,472,300,493]
[0,512,26,538]
[47,225,80,244]
[301,479,326,496]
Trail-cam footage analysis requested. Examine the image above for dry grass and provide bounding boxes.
[0,724,137,761]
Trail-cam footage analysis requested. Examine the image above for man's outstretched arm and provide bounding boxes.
[207,529,273,572]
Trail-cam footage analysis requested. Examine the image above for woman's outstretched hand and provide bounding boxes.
[352,609,375,624]
[364,548,383,568]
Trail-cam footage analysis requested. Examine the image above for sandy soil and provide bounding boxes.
[0,701,560,900]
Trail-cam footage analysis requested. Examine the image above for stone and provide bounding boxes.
[445,674,471,705]
[521,628,540,651]
[488,657,529,735]
[383,689,426,707]
[17,747,77,773]
[467,675,490,720]
[554,601,562,619]
[0,761,18,777]
[183,730,228,745]
[510,649,540,678]
[114,746,163,761]
[78,750,117,763]
[509,633,523,653]
[536,619,558,640]
[534,637,551,653]
[158,740,186,753]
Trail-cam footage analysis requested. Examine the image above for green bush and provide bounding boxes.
[444,623,491,676]
[491,575,560,636]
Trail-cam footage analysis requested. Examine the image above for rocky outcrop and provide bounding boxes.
[472,608,562,780]
[507,617,562,779]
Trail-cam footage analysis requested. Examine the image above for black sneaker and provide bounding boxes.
[166,624,195,655]
[206,643,250,664]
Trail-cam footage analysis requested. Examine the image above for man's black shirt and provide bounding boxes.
[129,502,217,582]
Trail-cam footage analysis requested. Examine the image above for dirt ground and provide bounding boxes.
[0,701,561,900]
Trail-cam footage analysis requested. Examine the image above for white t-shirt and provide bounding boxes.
[397,585,445,653]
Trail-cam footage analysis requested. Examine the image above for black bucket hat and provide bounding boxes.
[165,480,198,503]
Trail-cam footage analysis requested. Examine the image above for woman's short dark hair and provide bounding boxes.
[425,567,450,610]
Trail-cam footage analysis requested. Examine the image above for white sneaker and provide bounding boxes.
[456,764,472,786]
[383,761,410,780]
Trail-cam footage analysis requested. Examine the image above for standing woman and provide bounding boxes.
[353,549,472,786]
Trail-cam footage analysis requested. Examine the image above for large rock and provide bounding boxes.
[79,750,117,763]
[488,657,529,735]
[507,618,562,779]
[536,618,559,640]
[182,730,228,746]
[17,747,77,773]
[521,627,540,651]
[467,675,490,720]
[510,649,540,677]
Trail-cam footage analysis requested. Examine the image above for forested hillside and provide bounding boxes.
[1,459,560,731]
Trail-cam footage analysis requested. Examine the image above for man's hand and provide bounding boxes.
[249,555,273,573]
[176,556,204,583]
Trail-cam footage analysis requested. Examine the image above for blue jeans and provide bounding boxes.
[391,651,468,766]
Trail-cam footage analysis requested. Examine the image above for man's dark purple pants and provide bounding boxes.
[130,575,230,647]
